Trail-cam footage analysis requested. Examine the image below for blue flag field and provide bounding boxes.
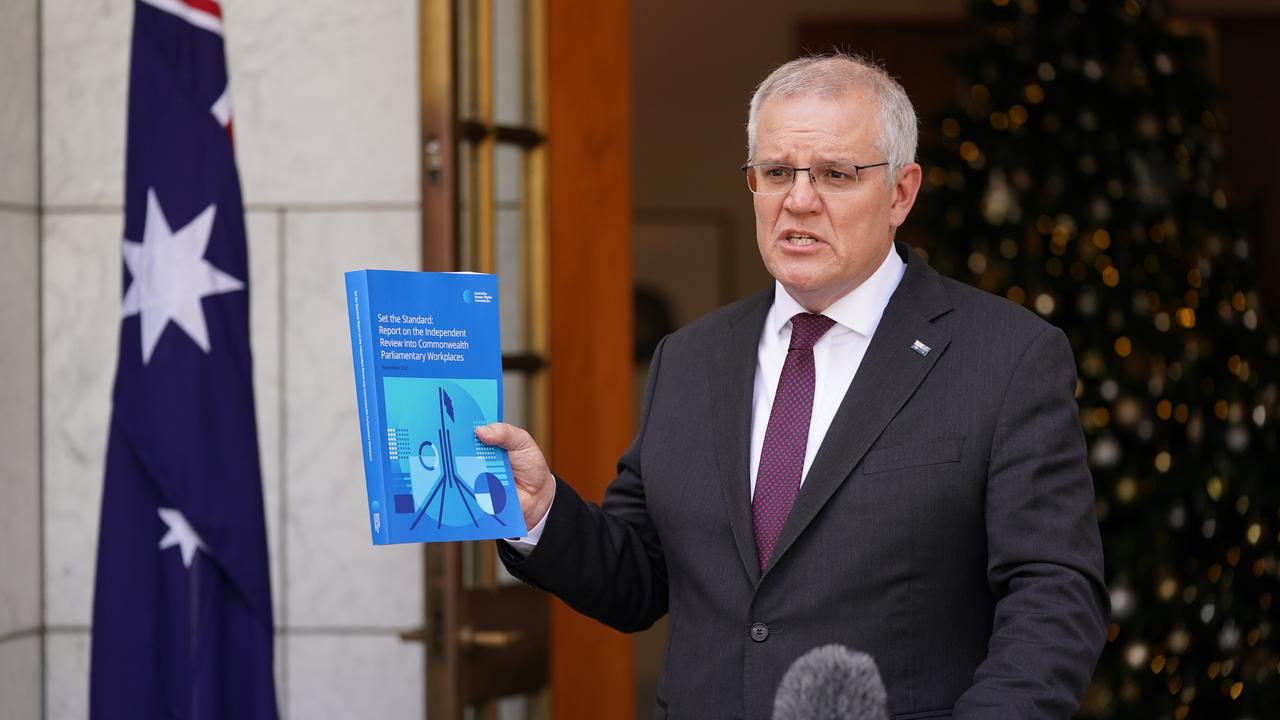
[90,1,277,717]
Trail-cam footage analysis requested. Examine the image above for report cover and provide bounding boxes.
[345,270,526,544]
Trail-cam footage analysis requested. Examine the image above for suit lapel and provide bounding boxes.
[765,245,955,575]
[710,287,773,588]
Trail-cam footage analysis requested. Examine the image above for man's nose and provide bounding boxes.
[783,172,823,214]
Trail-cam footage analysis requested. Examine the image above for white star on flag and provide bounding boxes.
[157,507,208,569]
[121,187,245,364]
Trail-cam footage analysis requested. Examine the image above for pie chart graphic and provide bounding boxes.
[472,472,508,516]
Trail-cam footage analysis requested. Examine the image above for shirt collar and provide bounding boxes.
[768,243,906,339]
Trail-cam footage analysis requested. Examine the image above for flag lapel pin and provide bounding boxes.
[911,340,931,357]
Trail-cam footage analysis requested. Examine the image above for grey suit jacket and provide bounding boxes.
[501,242,1108,719]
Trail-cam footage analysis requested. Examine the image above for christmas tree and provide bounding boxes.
[917,1,1280,717]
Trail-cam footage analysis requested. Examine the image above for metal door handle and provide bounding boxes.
[458,626,524,648]
[425,137,443,185]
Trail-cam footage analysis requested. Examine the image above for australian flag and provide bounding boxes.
[90,1,277,718]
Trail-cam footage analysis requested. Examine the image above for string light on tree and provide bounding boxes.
[923,1,1280,716]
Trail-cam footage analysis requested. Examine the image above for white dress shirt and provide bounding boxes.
[509,244,905,549]
[749,246,905,496]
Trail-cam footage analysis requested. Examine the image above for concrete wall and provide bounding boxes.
[0,0,44,714]
[1,1,425,717]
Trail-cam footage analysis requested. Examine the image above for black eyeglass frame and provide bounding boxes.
[739,161,891,194]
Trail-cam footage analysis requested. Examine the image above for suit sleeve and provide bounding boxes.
[953,326,1110,719]
[496,337,669,633]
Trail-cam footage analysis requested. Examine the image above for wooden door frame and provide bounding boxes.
[546,0,635,717]
[419,1,634,716]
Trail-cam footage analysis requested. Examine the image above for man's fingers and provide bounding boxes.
[476,422,554,528]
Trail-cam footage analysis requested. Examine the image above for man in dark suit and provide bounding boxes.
[477,53,1108,719]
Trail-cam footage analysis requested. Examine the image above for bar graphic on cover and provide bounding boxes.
[345,270,526,544]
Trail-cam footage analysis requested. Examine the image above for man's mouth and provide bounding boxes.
[786,233,818,246]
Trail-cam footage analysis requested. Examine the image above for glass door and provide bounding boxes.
[417,1,551,718]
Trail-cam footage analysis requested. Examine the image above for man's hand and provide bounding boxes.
[475,422,555,531]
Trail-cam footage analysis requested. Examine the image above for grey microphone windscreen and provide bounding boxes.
[772,644,888,720]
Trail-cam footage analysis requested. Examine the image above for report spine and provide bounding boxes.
[345,271,391,544]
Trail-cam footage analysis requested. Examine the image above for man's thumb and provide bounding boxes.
[475,422,515,448]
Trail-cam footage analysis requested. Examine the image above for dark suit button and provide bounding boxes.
[750,622,769,642]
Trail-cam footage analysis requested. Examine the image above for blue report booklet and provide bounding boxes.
[344,270,526,544]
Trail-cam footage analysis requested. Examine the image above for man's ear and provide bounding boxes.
[889,162,923,229]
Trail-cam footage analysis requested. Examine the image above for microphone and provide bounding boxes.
[772,644,888,720]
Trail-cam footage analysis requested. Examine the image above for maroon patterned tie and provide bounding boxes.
[753,312,836,572]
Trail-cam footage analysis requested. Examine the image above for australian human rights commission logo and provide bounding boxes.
[463,289,494,304]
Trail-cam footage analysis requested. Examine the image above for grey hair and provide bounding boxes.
[746,52,919,183]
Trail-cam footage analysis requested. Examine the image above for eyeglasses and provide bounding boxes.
[740,161,889,195]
